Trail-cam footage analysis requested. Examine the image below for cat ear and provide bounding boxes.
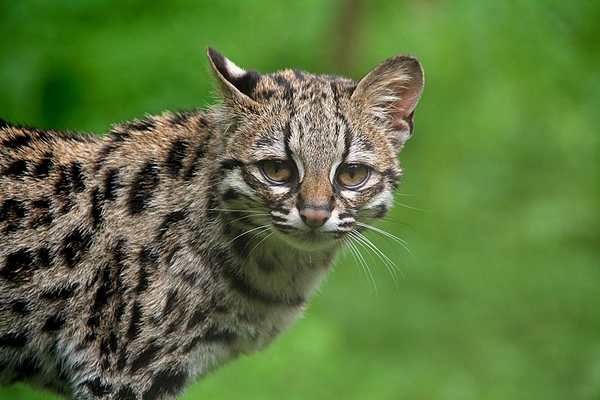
[351,54,424,151]
[207,48,261,108]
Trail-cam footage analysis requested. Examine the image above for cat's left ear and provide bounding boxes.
[351,54,424,151]
[207,48,261,109]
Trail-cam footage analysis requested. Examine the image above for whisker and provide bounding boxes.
[352,230,402,283]
[248,231,274,258]
[355,222,412,256]
[227,225,271,245]
[227,213,271,224]
[207,208,268,214]
[343,238,370,291]
[346,234,378,293]
[394,202,425,212]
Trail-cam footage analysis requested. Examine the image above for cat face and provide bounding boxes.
[209,49,424,251]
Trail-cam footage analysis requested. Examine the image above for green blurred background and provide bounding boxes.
[1,1,599,399]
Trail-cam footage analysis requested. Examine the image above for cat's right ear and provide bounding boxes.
[207,48,261,109]
[351,54,424,151]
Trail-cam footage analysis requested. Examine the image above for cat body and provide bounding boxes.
[0,49,424,399]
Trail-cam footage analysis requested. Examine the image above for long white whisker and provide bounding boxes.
[227,213,271,224]
[347,233,378,293]
[248,231,274,258]
[227,225,271,245]
[352,230,403,282]
[356,222,412,256]
[207,208,267,214]
[343,238,374,292]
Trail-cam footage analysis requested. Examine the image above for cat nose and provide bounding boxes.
[299,207,331,228]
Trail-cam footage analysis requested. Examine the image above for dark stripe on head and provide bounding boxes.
[255,136,276,148]
[220,158,243,170]
[165,139,189,177]
[283,122,293,159]
[128,162,160,215]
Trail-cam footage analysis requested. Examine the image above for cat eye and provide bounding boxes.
[336,163,370,189]
[258,160,294,184]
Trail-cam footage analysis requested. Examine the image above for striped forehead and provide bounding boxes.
[249,73,379,167]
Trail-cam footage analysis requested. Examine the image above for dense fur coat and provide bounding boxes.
[0,49,424,399]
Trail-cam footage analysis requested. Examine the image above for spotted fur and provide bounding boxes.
[0,48,424,399]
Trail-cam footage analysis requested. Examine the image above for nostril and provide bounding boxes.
[299,208,330,228]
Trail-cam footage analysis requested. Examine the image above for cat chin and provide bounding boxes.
[272,230,340,252]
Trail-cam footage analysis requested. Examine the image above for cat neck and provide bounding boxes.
[224,226,338,307]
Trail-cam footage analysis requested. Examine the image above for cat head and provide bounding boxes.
[208,48,424,251]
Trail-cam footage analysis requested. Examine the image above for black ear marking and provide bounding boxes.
[207,47,261,100]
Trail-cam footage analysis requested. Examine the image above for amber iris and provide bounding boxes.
[336,163,370,189]
[259,160,293,184]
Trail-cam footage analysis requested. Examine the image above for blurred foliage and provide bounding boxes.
[1,1,599,399]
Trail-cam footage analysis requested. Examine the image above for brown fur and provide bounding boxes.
[0,48,424,399]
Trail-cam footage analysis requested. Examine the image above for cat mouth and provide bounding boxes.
[272,227,342,251]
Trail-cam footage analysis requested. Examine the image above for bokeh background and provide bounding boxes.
[1,1,599,399]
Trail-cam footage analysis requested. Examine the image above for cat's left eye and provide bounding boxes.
[258,160,294,184]
[336,163,370,189]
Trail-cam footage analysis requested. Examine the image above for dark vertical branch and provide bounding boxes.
[331,0,367,73]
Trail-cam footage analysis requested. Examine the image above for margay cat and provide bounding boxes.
[0,48,424,399]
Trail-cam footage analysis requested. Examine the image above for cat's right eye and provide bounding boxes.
[258,160,294,185]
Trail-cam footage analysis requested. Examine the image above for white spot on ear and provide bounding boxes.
[225,58,246,79]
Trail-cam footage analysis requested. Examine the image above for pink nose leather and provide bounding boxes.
[299,207,330,228]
